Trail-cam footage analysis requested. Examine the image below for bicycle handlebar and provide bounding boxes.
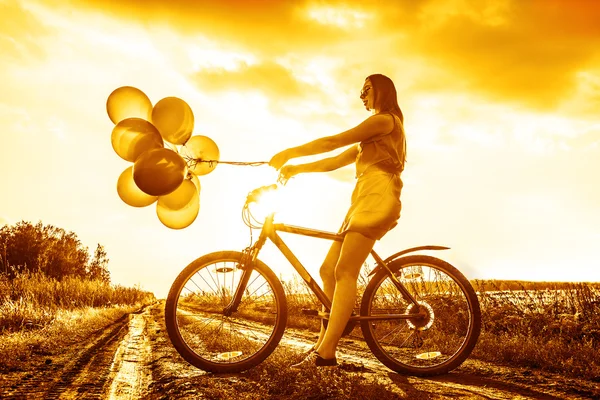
[244,172,290,206]
[245,184,278,205]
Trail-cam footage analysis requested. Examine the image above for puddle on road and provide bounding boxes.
[107,312,152,399]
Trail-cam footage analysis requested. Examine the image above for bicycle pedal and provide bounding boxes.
[301,309,319,316]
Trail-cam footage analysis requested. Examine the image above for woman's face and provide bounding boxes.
[360,78,375,111]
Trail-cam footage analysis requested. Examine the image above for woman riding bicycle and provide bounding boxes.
[269,73,407,367]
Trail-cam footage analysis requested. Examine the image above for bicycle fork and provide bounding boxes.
[222,221,270,316]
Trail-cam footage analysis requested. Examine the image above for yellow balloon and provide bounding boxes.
[133,148,186,196]
[151,97,194,145]
[182,135,220,176]
[156,190,200,229]
[111,118,163,162]
[116,166,157,207]
[106,86,152,124]
[189,172,201,193]
[158,179,196,210]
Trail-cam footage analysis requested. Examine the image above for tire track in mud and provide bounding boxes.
[146,304,599,399]
[2,303,599,399]
[106,309,153,399]
[45,316,127,399]
[271,328,600,400]
[1,308,142,399]
[147,310,598,399]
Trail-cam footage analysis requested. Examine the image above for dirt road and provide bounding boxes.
[1,302,598,399]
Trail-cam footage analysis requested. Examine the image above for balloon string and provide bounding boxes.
[183,156,269,168]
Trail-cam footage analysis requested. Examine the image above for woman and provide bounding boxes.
[269,73,406,367]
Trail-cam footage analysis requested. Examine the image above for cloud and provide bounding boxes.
[0,0,50,62]
[29,0,600,112]
[566,125,600,151]
[46,0,354,56]
[397,1,600,110]
[193,61,307,98]
[34,0,600,115]
[559,69,600,118]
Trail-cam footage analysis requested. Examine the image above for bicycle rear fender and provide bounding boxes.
[368,245,450,277]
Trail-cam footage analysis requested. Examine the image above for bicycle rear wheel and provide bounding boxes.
[165,251,287,373]
[361,255,481,376]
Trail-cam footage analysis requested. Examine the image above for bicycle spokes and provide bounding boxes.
[172,257,285,367]
[362,256,480,374]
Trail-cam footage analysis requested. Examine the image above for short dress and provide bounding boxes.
[338,114,405,241]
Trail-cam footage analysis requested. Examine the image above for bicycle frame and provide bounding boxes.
[228,210,449,322]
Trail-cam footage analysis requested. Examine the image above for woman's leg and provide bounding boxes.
[316,232,375,359]
[312,241,342,350]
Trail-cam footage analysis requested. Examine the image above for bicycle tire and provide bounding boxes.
[360,255,481,376]
[165,251,288,373]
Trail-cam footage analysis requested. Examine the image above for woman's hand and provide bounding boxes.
[277,164,300,185]
[269,149,292,170]
[280,165,299,180]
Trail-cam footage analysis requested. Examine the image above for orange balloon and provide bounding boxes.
[116,166,157,207]
[158,179,196,210]
[156,190,200,229]
[133,148,186,196]
[111,118,163,162]
[106,86,152,124]
[182,135,220,176]
[151,97,194,145]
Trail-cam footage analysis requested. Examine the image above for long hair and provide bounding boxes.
[367,73,404,123]
[366,73,407,168]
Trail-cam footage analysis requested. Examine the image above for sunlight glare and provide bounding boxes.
[217,351,243,360]
[250,186,283,220]
[306,6,371,29]
[415,351,442,360]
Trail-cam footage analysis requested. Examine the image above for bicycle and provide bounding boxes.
[165,182,481,376]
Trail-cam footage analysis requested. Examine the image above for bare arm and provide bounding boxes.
[269,114,393,169]
[280,145,358,180]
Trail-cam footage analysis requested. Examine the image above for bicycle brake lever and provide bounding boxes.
[277,173,289,186]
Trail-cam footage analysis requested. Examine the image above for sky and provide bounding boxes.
[1,0,599,298]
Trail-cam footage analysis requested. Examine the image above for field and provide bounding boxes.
[472,279,600,380]
[0,271,155,370]
[279,275,600,381]
[0,271,598,398]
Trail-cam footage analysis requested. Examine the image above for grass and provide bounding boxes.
[2,268,599,385]
[151,305,418,400]
[222,346,411,399]
[0,271,154,332]
[0,271,155,371]
[471,280,600,380]
[278,275,600,380]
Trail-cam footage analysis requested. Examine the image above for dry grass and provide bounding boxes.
[0,271,155,370]
[0,305,144,371]
[2,269,598,383]
[472,280,600,380]
[154,337,417,400]
[278,276,600,380]
[228,346,413,399]
[0,271,154,332]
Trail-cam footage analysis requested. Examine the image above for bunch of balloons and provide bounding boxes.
[107,86,220,229]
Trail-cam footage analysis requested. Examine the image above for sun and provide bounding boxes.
[237,169,319,226]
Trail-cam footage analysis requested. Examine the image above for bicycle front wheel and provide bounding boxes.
[361,255,481,376]
[165,251,287,373]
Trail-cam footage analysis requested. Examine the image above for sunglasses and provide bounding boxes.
[360,86,371,99]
